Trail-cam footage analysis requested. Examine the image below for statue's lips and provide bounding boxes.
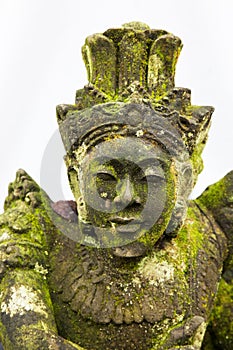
[110,217,136,224]
[110,217,142,233]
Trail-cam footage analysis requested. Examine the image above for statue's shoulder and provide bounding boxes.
[3,168,43,210]
[196,170,233,235]
[1,168,45,230]
[196,173,233,349]
[196,170,233,272]
[0,168,78,240]
[0,168,78,226]
[0,169,53,272]
[0,168,79,264]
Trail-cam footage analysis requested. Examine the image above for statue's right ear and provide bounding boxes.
[66,166,78,196]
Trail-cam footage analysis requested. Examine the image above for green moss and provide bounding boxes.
[190,143,205,184]
[176,203,204,261]
[197,176,227,211]
[137,173,175,249]
[0,200,50,271]
[207,278,233,348]
[82,34,117,96]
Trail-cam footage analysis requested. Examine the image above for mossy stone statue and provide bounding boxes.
[0,22,232,350]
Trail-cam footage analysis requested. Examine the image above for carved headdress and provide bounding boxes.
[57,22,213,176]
[56,22,214,234]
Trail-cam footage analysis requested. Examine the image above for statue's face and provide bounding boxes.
[69,137,176,249]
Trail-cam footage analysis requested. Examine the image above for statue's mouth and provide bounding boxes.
[110,217,136,224]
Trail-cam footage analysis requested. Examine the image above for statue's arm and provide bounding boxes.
[197,170,233,349]
[197,170,233,267]
[0,170,84,350]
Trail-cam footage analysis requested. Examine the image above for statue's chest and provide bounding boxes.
[49,241,196,349]
[60,248,190,324]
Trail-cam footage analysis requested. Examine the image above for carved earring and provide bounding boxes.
[77,196,89,223]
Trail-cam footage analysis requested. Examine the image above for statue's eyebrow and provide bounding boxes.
[137,157,167,168]
[94,159,123,173]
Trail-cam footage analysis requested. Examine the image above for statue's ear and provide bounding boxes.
[65,159,81,199]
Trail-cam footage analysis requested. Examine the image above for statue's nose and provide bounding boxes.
[123,177,134,203]
[114,177,141,205]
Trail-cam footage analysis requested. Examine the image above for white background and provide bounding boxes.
[1,0,233,210]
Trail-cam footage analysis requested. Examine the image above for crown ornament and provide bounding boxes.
[57,22,214,172]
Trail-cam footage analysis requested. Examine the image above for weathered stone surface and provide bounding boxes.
[0,22,232,350]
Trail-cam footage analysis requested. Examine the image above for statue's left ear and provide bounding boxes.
[165,159,194,235]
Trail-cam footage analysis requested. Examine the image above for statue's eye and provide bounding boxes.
[96,172,117,183]
[96,172,117,199]
[140,174,165,184]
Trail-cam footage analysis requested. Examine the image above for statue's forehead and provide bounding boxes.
[82,137,168,164]
[74,138,171,184]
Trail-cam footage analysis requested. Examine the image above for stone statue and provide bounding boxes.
[0,22,232,350]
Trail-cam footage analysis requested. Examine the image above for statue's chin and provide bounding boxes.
[112,241,147,258]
